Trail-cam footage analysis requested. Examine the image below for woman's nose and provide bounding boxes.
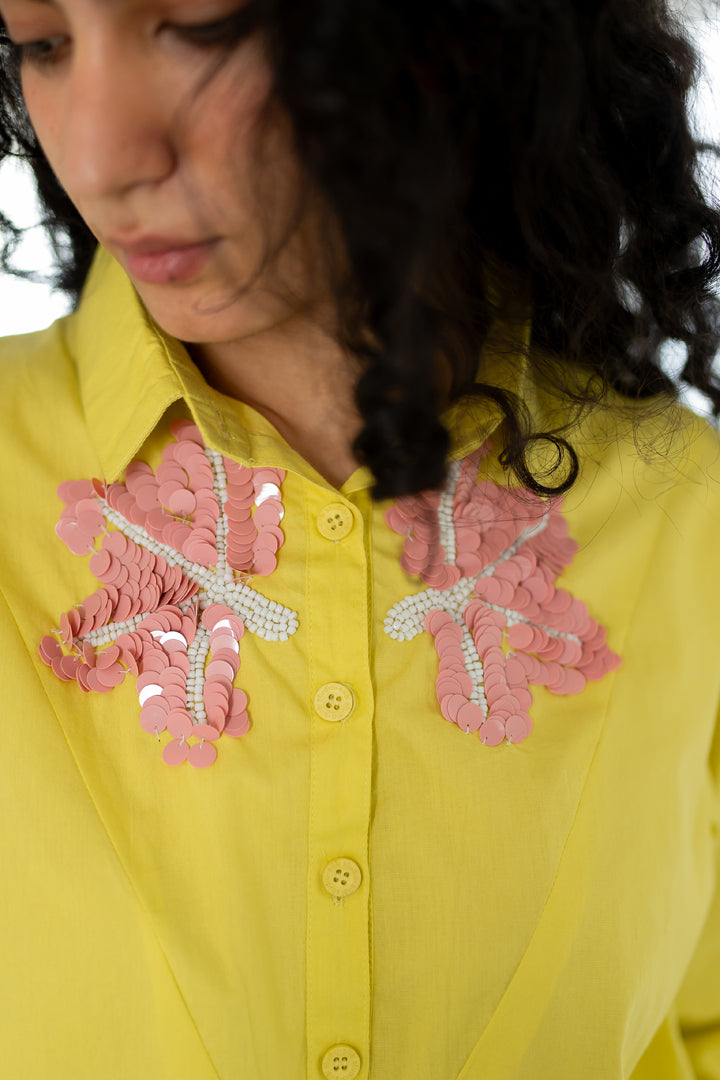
[54,48,177,202]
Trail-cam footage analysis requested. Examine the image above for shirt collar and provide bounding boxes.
[64,246,186,483]
[65,245,536,491]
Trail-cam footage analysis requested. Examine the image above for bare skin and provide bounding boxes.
[187,308,365,487]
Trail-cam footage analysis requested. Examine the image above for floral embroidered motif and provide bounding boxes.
[39,419,298,768]
[384,440,621,745]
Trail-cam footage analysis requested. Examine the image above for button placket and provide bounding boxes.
[306,488,372,1077]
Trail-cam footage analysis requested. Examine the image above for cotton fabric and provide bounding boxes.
[0,247,719,1079]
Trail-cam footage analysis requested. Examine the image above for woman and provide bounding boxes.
[0,0,718,1077]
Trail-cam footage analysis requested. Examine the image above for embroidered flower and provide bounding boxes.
[39,419,298,767]
[384,439,622,745]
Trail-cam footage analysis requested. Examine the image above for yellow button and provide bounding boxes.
[322,858,362,898]
[317,502,354,540]
[314,682,354,722]
[321,1044,361,1079]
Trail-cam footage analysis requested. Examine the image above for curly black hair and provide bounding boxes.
[1,0,719,500]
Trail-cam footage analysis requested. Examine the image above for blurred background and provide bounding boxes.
[0,0,718,416]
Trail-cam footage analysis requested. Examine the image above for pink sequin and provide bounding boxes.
[39,421,293,768]
[223,458,286,576]
[387,439,622,746]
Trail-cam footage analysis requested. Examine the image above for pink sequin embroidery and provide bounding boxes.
[384,440,622,745]
[39,419,298,768]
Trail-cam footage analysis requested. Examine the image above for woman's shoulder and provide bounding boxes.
[525,353,720,501]
[607,396,720,493]
[0,314,88,492]
[0,314,78,392]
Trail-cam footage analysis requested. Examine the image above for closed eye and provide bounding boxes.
[2,33,68,69]
[169,7,260,49]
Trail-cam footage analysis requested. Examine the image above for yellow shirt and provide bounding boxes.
[1,247,719,1080]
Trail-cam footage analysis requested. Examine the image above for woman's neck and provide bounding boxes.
[187,309,365,489]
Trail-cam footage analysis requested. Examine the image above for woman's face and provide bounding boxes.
[0,0,328,346]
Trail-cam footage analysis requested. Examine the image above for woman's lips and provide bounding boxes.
[120,239,219,285]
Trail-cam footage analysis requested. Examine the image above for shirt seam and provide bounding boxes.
[454,497,672,1079]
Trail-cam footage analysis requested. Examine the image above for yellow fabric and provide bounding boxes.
[0,246,719,1079]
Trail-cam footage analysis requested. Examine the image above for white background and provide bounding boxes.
[0,0,718,420]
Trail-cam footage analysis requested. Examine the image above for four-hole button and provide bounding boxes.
[321,1044,361,1079]
[317,503,354,541]
[322,858,362,898]
[314,682,354,722]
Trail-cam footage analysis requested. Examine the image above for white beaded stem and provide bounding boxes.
[99,498,298,641]
[186,625,211,724]
[205,447,232,582]
[82,612,144,647]
[437,460,462,565]
[461,624,488,713]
